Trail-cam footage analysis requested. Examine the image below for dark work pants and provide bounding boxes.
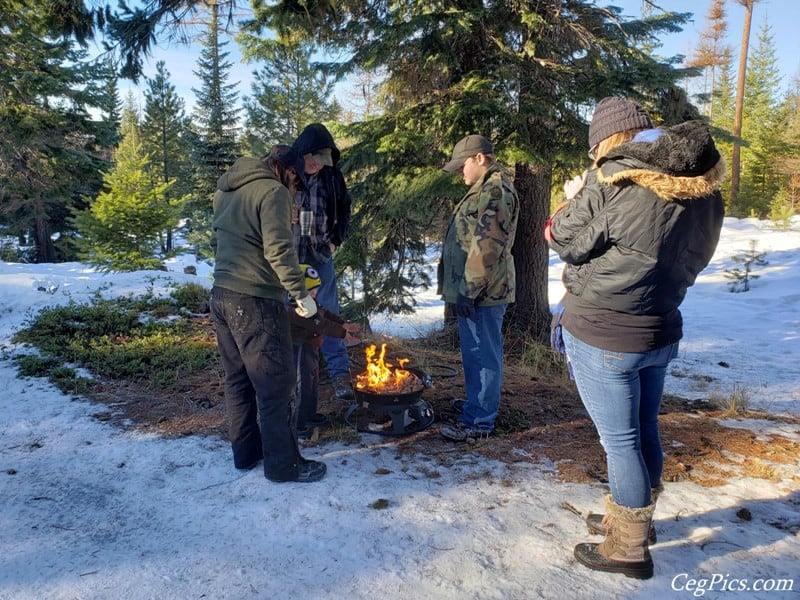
[210,286,301,480]
[293,341,320,431]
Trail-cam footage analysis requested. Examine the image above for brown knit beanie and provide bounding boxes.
[588,97,653,149]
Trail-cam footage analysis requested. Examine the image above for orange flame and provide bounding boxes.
[355,343,421,394]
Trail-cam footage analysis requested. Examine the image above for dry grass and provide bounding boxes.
[82,315,800,488]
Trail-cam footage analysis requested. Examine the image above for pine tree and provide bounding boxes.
[254,1,693,339]
[141,61,193,252]
[191,3,241,178]
[711,48,737,208]
[186,1,241,259]
[738,20,785,217]
[73,95,179,271]
[96,57,123,154]
[770,75,800,222]
[238,37,339,155]
[0,1,110,262]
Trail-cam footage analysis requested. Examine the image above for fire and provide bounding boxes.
[355,343,422,394]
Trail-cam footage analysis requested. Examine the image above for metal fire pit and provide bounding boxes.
[344,368,435,436]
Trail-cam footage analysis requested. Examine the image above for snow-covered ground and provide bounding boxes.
[1,217,798,599]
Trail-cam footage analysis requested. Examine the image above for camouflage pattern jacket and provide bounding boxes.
[439,164,519,306]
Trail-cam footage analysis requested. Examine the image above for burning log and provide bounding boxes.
[355,343,423,395]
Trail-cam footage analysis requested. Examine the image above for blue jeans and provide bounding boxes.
[562,328,679,508]
[457,304,506,431]
[309,258,350,379]
[210,287,301,480]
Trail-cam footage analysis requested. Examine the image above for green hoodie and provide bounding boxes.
[212,157,307,302]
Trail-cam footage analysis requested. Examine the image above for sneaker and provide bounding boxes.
[440,421,491,442]
[267,459,327,483]
[450,398,466,413]
[307,412,330,427]
[296,459,327,482]
[332,375,355,400]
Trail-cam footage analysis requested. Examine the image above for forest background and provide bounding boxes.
[1,0,799,342]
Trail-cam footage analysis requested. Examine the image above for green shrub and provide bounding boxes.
[170,282,211,313]
[48,366,95,395]
[13,293,218,392]
[13,355,95,395]
[14,355,61,378]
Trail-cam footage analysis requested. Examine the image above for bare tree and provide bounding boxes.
[731,0,759,210]
[687,0,729,119]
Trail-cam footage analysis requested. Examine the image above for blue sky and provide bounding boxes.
[617,0,800,84]
[106,0,800,116]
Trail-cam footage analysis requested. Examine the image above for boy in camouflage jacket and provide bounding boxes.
[438,135,519,441]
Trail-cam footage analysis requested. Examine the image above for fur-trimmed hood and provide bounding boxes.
[597,120,726,201]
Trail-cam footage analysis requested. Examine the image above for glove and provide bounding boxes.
[295,295,318,319]
[563,171,588,201]
[455,293,476,319]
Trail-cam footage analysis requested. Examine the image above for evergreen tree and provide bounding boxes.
[770,75,800,222]
[711,48,737,208]
[253,1,693,339]
[72,95,179,271]
[238,37,339,155]
[0,1,110,263]
[186,1,241,259]
[141,61,192,252]
[738,21,785,217]
[191,2,241,177]
[96,57,123,153]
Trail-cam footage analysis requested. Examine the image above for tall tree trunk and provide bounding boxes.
[731,0,755,212]
[506,162,551,343]
[33,215,56,263]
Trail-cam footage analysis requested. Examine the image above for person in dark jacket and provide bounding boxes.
[292,123,355,401]
[210,145,327,484]
[289,264,361,439]
[547,97,725,579]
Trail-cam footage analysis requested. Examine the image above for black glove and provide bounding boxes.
[455,293,476,319]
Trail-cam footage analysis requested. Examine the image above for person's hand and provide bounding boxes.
[344,332,362,347]
[563,170,588,201]
[455,293,476,319]
[295,295,318,319]
[344,322,361,334]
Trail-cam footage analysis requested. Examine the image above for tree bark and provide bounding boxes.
[731,0,755,212]
[33,215,56,263]
[506,161,552,343]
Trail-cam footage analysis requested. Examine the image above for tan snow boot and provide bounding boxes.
[586,486,660,544]
[574,497,656,579]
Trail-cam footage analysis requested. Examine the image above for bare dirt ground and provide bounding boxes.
[86,315,800,489]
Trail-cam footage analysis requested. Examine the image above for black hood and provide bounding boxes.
[599,120,721,177]
[292,123,341,164]
[596,120,726,201]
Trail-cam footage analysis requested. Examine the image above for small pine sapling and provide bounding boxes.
[725,239,768,292]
